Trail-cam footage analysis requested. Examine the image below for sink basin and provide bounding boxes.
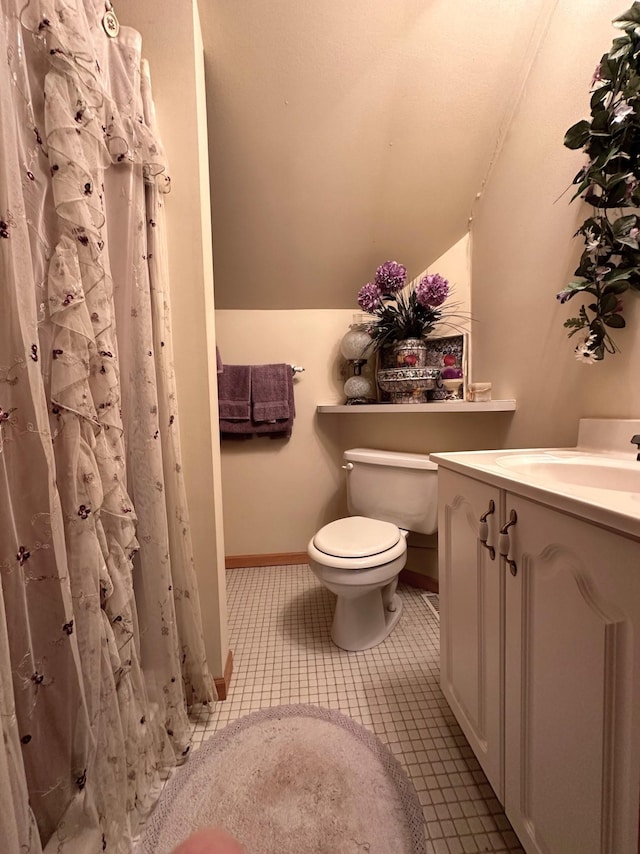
[431,420,640,540]
[495,454,640,493]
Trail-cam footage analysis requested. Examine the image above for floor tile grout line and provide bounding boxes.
[176,565,523,853]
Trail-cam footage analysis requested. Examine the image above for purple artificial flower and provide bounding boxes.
[374,261,407,293]
[416,273,449,307]
[357,282,383,312]
[556,289,573,304]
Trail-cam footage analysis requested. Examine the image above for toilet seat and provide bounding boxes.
[309,516,406,570]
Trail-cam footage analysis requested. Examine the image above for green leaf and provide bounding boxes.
[570,182,590,203]
[593,147,622,170]
[624,78,640,98]
[564,120,591,150]
[609,36,632,60]
[584,187,606,207]
[590,87,611,111]
[603,280,630,294]
[564,317,585,329]
[598,56,616,81]
[600,292,619,313]
[614,4,640,29]
[612,214,639,235]
[590,111,611,134]
[604,267,637,283]
[566,279,598,294]
[603,313,626,327]
[603,172,629,191]
[614,235,640,248]
[604,182,629,207]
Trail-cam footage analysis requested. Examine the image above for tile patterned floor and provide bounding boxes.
[187,564,524,854]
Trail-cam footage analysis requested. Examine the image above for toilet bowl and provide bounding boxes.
[307,448,438,652]
[307,516,409,651]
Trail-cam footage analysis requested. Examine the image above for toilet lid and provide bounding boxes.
[313,516,400,559]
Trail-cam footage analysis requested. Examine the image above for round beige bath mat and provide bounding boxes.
[140,703,427,854]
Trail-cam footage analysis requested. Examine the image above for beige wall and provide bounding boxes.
[472,0,640,450]
[429,234,472,342]
[200,0,555,309]
[120,0,640,606]
[216,311,512,555]
[217,1,640,560]
[121,1,228,677]
[216,310,351,556]
[217,237,490,558]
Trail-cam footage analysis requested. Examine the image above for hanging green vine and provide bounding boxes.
[560,2,640,362]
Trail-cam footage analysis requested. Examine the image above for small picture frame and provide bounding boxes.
[424,333,469,401]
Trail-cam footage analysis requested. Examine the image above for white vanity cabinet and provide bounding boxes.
[438,467,640,854]
[438,470,504,800]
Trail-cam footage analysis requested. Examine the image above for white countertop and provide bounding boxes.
[431,446,640,541]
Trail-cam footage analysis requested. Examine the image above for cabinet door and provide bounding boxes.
[503,495,640,854]
[438,469,504,800]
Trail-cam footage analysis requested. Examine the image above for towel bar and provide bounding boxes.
[291,365,305,374]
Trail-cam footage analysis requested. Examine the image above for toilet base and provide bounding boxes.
[331,590,403,651]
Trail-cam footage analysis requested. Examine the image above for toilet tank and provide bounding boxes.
[343,448,438,535]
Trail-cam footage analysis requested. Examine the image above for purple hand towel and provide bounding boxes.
[253,368,295,437]
[220,366,295,440]
[251,363,291,422]
[218,365,251,421]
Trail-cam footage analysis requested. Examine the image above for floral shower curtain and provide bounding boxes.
[0,2,216,851]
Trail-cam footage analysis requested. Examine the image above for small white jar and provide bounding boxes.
[468,382,492,402]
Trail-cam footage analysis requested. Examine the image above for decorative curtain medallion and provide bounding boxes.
[102,2,119,38]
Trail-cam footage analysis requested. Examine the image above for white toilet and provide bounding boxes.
[307,448,438,651]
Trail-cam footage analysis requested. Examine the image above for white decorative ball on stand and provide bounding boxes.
[340,317,376,404]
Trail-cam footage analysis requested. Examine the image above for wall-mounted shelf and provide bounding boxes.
[317,400,516,414]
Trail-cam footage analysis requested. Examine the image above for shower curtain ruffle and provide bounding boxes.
[0,1,216,851]
[47,233,166,849]
[0,578,43,854]
[21,0,170,179]
[139,59,217,709]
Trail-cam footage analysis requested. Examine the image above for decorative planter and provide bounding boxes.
[377,367,440,404]
[387,337,429,369]
[377,338,438,403]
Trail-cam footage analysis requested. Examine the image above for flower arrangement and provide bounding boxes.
[357,260,453,351]
[560,2,640,362]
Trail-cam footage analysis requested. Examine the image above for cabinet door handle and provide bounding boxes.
[478,499,496,560]
[499,509,518,576]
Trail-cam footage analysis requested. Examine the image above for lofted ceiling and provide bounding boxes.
[199,0,555,309]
